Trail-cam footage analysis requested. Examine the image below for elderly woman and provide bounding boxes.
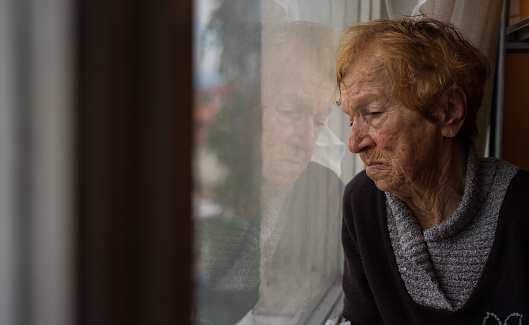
[336,17,529,324]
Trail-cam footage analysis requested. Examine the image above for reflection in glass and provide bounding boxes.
[193,1,345,324]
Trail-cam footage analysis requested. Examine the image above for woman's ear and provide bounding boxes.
[440,86,467,138]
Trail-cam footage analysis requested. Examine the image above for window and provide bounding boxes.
[192,0,383,323]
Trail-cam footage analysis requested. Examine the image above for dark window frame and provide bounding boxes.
[75,0,192,324]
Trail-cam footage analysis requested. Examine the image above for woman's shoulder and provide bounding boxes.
[497,169,529,226]
[513,168,529,181]
[506,169,529,197]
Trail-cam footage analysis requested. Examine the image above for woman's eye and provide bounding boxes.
[278,109,295,115]
[314,119,325,128]
[275,108,300,121]
[366,111,383,121]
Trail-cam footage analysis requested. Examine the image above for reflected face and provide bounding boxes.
[261,62,334,191]
[341,55,442,195]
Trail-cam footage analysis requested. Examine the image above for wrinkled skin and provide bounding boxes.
[261,59,334,196]
[340,53,467,229]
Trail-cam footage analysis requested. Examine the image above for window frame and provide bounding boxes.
[75,0,193,324]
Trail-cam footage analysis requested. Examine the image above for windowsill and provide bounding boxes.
[306,282,344,325]
[236,280,343,325]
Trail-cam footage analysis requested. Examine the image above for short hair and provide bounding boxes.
[336,17,490,145]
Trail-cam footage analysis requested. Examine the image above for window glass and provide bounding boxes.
[193,0,370,323]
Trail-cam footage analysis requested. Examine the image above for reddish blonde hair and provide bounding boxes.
[336,17,489,145]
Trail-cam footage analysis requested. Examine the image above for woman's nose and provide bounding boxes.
[289,115,317,152]
[348,118,372,153]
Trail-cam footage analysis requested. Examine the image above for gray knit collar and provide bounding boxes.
[385,148,481,260]
[385,147,518,310]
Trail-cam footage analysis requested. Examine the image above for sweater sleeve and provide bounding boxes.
[341,171,384,324]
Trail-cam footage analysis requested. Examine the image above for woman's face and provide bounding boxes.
[341,56,443,195]
[261,61,333,191]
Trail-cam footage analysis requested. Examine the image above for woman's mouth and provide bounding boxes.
[272,159,303,168]
[366,161,384,171]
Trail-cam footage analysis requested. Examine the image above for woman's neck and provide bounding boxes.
[398,143,468,230]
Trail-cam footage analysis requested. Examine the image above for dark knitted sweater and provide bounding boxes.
[341,168,529,324]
